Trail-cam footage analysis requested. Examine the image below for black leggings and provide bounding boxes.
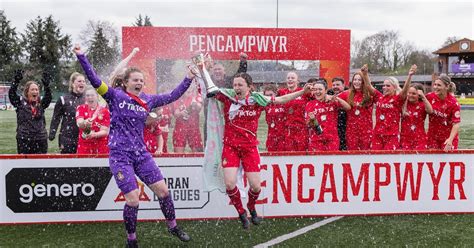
[17,137,48,154]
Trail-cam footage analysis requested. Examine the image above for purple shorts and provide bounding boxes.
[109,150,164,194]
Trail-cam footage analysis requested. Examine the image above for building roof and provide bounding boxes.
[433,38,474,54]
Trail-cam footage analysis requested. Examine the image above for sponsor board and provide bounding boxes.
[0,152,472,224]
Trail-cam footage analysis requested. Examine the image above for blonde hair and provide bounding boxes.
[438,74,456,94]
[385,76,401,94]
[69,72,85,92]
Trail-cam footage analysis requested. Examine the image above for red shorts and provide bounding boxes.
[77,140,109,154]
[400,135,427,150]
[427,137,459,150]
[222,144,261,172]
[309,137,339,151]
[371,134,400,150]
[284,126,308,151]
[173,128,203,149]
[266,135,286,152]
[346,131,372,151]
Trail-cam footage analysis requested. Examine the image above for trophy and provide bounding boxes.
[191,53,220,97]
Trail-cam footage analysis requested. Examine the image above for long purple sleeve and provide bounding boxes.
[148,78,193,109]
[76,54,103,88]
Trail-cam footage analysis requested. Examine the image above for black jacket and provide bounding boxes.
[49,92,84,145]
[9,83,52,141]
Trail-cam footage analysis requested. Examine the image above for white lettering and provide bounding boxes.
[18,183,96,203]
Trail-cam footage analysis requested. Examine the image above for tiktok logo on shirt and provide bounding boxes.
[118,101,147,112]
[237,109,257,117]
[432,109,448,118]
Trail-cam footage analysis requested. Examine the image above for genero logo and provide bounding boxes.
[6,167,112,213]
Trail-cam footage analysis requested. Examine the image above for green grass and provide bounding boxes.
[1,109,473,247]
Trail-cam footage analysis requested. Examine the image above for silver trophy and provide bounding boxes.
[191,53,220,97]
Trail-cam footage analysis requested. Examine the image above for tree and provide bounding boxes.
[352,30,416,74]
[134,14,153,26]
[78,20,120,78]
[21,15,72,91]
[0,10,22,82]
[441,36,459,48]
[87,26,120,78]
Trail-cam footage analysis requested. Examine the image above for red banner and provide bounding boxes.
[122,27,351,93]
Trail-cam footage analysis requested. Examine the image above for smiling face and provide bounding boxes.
[212,64,225,82]
[312,83,326,101]
[286,72,299,91]
[352,74,363,91]
[331,80,344,94]
[233,77,250,100]
[432,79,448,97]
[125,71,145,96]
[407,86,419,103]
[382,79,396,96]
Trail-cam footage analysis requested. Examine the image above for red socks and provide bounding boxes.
[226,187,245,215]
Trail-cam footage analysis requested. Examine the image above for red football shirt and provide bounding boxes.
[216,93,264,147]
[426,92,461,141]
[76,104,110,145]
[278,87,310,128]
[373,92,404,136]
[338,90,376,135]
[173,93,202,131]
[401,100,427,138]
[265,105,286,138]
[305,99,341,141]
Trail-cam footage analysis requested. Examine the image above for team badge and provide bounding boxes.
[454,111,460,118]
[321,115,327,121]
[117,171,125,181]
[380,114,385,120]
[98,114,103,120]
[354,109,360,116]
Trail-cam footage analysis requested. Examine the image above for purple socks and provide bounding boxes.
[123,204,138,240]
[158,194,177,229]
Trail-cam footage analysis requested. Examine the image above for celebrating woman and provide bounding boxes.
[213,72,312,229]
[74,44,193,246]
[8,69,52,154]
[426,74,461,150]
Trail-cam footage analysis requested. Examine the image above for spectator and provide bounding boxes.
[49,72,86,153]
[8,69,52,154]
[76,87,110,154]
[327,77,348,150]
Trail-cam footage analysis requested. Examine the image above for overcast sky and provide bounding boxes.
[1,0,473,52]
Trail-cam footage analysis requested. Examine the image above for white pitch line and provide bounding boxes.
[253,216,344,248]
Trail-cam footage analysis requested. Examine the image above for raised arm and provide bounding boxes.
[8,69,23,108]
[150,70,195,108]
[272,83,313,104]
[361,64,376,94]
[73,45,104,89]
[418,90,433,114]
[40,69,53,109]
[236,52,248,73]
[400,65,417,100]
[108,47,139,84]
[335,96,351,111]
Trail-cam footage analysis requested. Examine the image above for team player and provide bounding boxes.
[426,74,461,150]
[213,72,312,229]
[262,84,286,151]
[172,83,203,153]
[371,65,416,150]
[278,72,311,151]
[400,84,433,150]
[76,87,110,154]
[144,108,164,154]
[305,78,351,151]
[74,44,193,246]
[338,65,377,150]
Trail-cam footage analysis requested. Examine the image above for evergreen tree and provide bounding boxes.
[21,15,71,91]
[0,10,22,82]
[134,14,153,26]
[87,26,120,78]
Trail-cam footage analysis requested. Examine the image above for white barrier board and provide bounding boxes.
[0,152,472,224]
